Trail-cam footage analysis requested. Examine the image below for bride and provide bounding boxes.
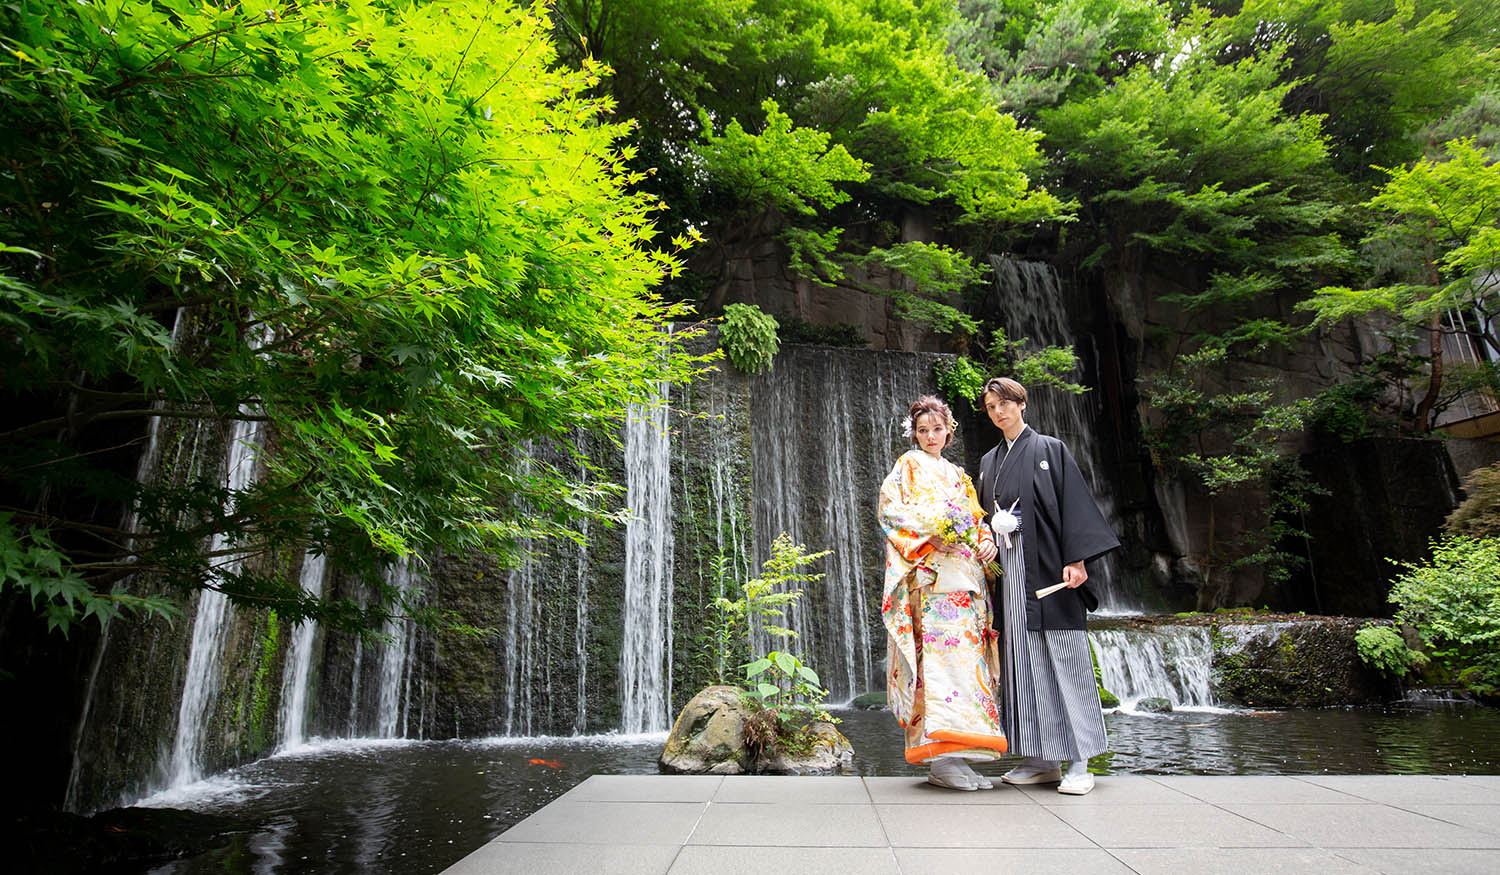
[877,395,1007,790]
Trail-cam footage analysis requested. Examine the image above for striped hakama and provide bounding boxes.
[997,530,1107,761]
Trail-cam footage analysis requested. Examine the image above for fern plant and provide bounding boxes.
[720,303,780,375]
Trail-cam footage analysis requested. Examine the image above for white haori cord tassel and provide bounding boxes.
[989,498,1019,548]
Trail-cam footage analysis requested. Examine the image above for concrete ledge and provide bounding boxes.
[444,774,1500,874]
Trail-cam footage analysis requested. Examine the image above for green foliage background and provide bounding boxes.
[1,0,708,634]
[6,0,1500,631]
[1389,537,1500,698]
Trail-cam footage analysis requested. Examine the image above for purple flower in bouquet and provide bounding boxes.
[935,500,1001,577]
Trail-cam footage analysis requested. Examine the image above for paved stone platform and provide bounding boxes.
[443,774,1500,874]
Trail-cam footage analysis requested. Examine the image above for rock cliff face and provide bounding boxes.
[1291,439,1462,617]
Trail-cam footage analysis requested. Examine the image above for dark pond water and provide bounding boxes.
[119,699,1500,874]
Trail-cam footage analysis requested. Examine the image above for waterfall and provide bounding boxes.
[345,635,364,737]
[1090,625,1220,710]
[572,514,591,735]
[747,348,807,662]
[620,392,674,732]
[988,255,1132,612]
[64,376,175,809]
[276,552,327,750]
[166,414,266,787]
[816,354,875,700]
[376,558,417,738]
[750,346,936,702]
[502,539,539,736]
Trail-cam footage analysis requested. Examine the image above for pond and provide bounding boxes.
[117,698,1500,874]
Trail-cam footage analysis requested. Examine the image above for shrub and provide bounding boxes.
[720,303,780,375]
[1388,536,1500,698]
[1354,623,1424,678]
[1444,463,1500,539]
[1309,377,1382,442]
[776,314,866,348]
[934,356,988,411]
[710,533,835,725]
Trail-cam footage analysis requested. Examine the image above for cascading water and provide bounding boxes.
[988,255,1133,612]
[620,390,674,733]
[502,533,540,737]
[166,414,267,787]
[68,335,972,808]
[276,552,327,750]
[750,346,938,702]
[571,513,592,736]
[814,353,883,700]
[1090,625,1220,710]
[376,558,417,738]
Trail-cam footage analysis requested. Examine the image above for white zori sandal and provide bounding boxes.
[927,756,978,791]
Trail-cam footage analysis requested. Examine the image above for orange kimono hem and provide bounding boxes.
[904,730,1009,764]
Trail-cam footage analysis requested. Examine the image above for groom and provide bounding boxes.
[974,376,1119,795]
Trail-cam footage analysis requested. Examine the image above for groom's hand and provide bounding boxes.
[1062,561,1087,588]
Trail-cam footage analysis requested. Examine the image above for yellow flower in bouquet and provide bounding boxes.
[931,499,1000,578]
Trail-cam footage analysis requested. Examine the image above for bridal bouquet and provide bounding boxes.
[931,499,1001,578]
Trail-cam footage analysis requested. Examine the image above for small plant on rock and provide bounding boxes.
[710,533,839,758]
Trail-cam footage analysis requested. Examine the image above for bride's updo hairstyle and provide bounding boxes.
[903,395,958,448]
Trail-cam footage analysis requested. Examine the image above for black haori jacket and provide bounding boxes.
[977,427,1120,631]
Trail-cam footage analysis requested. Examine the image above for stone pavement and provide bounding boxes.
[443,774,1500,874]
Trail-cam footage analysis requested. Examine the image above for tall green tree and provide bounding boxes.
[1301,138,1500,430]
[550,0,1069,336]
[1220,0,1500,180]
[0,0,705,635]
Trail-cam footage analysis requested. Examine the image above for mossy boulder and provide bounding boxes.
[1137,697,1173,713]
[851,691,888,710]
[659,686,752,775]
[758,722,855,775]
[1211,618,1401,707]
[659,686,855,775]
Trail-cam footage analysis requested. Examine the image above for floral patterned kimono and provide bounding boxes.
[878,449,1008,764]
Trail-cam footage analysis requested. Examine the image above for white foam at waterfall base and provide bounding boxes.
[465,730,670,749]
[135,772,273,811]
[1090,626,1231,713]
[139,737,425,810]
[619,391,674,733]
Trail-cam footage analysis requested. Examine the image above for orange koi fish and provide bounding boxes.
[528,758,565,769]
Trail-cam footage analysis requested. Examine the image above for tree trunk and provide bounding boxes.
[1414,320,1445,432]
